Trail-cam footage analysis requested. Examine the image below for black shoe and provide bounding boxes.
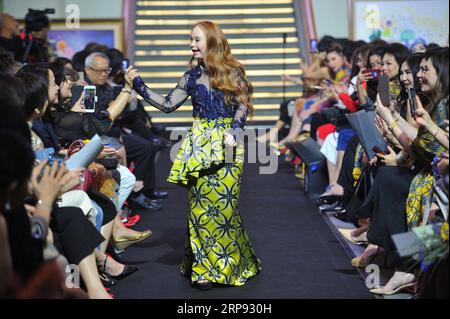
[146,190,168,200]
[129,193,164,211]
[319,201,342,212]
[316,194,343,206]
[333,209,349,222]
[106,245,123,262]
[99,272,116,287]
[108,265,139,281]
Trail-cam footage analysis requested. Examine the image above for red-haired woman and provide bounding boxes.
[126,21,261,290]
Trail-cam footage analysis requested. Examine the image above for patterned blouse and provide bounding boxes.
[28,121,44,152]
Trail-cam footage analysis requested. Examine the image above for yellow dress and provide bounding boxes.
[133,66,261,286]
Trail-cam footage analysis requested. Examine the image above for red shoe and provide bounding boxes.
[292,156,301,166]
[128,214,141,222]
[123,220,137,228]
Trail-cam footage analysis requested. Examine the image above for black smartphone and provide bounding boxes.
[310,39,318,53]
[408,88,417,118]
[70,85,84,107]
[378,74,391,107]
[122,58,130,72]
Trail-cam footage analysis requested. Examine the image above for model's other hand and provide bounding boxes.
[224,132,237,147]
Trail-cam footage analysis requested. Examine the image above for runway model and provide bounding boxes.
[127,21,261,290]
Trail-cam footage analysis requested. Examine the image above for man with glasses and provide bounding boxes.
[84,52,167,211]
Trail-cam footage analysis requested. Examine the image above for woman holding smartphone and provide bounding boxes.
[126,21,261,290]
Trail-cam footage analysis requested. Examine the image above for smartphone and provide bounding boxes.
[34,148,55,162]
[83,86,97,113]
[408,88,417,118]
[377,74,391,107]
[310,39,318,53]
[363,69,381,80]
[121,58,130,72]
[71,85,84,107]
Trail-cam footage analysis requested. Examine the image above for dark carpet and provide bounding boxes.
[113,144,373,299]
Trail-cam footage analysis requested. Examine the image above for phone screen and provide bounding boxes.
[83,87,96,112]
[310,39,318,52]
[122,59,130,72]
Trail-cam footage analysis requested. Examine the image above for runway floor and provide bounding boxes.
[113,144,373,299]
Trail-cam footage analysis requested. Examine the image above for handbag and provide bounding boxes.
[67,140,93,192]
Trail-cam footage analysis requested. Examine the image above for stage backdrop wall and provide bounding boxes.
[312,0,350,39]
[352,0,449,46]
[2,0,123,19]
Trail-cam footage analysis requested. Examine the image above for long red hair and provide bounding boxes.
[191,21,254,116]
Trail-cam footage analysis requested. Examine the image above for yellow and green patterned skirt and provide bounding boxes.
[168,117,261,286]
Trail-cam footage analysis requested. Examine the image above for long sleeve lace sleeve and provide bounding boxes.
[132,74,189,113]
[231,103,249,131]
[230,74,251,139]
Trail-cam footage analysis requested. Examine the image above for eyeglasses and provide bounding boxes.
[89,67,112,75]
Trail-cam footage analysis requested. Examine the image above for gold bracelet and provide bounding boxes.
[389,121,398,131]
[122,88,132,94]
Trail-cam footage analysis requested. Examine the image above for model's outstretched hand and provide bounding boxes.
[125,66,140,83]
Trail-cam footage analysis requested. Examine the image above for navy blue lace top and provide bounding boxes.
[132,65,249,132]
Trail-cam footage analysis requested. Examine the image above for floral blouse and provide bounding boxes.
[28,121,44,152]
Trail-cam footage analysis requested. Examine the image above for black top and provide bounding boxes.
[32,118,60,151]
[0,36,23,61]
[49,110,112,147]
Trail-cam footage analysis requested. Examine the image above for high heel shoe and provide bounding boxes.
[99,272,115,288]
[369,282,416,295]
[369,273,416,295]
[111,230,152,251]
[351,247,380,268]
[100,255,139,281]
[316,194,342,206]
